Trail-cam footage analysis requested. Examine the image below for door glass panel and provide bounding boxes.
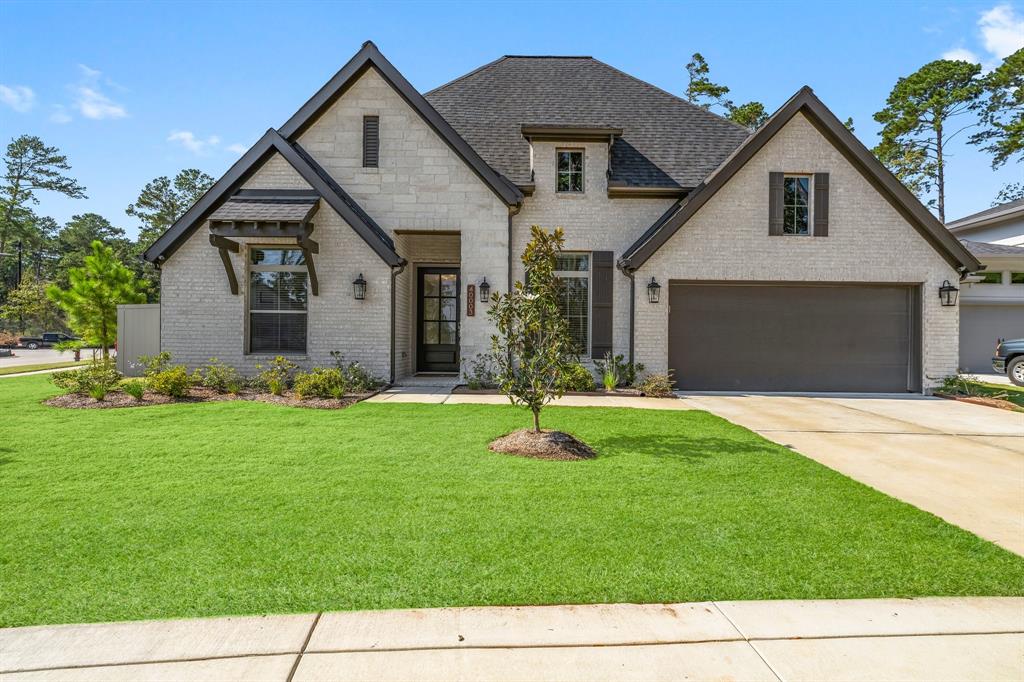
[440,322,457,345]
[440,298,456,321]
[423,298,439,321]
[440,274,457,297]
[423,274,439,296]
[424,321,439,345]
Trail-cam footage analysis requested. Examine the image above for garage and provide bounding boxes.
[668,282,920,392]
[959,304,1024,373]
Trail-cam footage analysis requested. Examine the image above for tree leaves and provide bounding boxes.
[969,48,1023,170]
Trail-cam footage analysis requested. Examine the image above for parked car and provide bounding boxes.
[992,338,1024,387]
[18,332,79,350]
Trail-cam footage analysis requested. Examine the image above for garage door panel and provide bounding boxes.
[668,283,916,392]
[959,305,1024,373]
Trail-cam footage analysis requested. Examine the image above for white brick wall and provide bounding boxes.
[633,112,959,390]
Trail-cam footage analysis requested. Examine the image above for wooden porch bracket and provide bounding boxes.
[209,234,240,295]
[299,229,319,296]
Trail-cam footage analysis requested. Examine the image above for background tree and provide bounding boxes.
[728,101,768,130]
[52,213,132,288]
[684,52,769,131]
[47,240,147,359]
[993,182,1024,205]
[873,59,983,222]
[488,226,575,433]
[0,135,86,255]
[969,48,1023,204]
[0,277,63,334]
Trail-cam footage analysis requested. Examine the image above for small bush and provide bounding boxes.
[139,351,173,376]
[51,360,121,395]
[294,367,347,400]
[197,358,242,394]
[558,362,596,392]
[147,365,193,398]
[88,385,108,401]
[594,352,645,389]
[638,372,675,397]
[254,356,299,393]
[462,353,498,390]
[121,379,145,400]
[225,378,244,395]
[330,351,384,392]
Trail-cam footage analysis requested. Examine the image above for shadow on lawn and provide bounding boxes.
[592,434,778,462]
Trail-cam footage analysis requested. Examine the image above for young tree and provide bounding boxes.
[0,277,63,333]
[970,48,1023,169]
[47,241,146,359]
[873,59,984,222]
[488,226,576,433]
[0,135,86,255]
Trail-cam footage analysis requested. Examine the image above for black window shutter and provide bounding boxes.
[363,115,379,168]
[768,172,784,236]
[813,172,829,236]
[590,251,613,360]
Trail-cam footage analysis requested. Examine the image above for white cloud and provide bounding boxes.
[50,106,72,124]
[942,47,982,63]
[980,4,1024,58]
[77,63,102,80]
[0,84,35,112]
[168,130,221,155]
[74,86,127,119]
[226,143,248,155]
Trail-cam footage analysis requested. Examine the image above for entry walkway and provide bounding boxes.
[2,598,1021,681]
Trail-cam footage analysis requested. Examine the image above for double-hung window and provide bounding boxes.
[556,150,584,193]
[249,248,308,353]
[783,175,811,234]
[554,253,590,353]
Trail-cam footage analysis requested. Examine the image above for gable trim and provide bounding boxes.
[619,87,981,274]
[278,41,523,207]
[142,129,404,267]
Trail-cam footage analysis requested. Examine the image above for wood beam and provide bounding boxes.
[209,234,239,295]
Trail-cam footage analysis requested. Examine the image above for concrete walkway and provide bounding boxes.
[366,387,695,410]
[2,598,1021,681]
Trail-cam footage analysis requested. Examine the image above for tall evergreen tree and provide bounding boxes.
[684,52,769,131]
[873,59,984,222]
[127,169,213,248]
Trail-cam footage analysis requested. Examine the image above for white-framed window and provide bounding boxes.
[554,252,590,353]
[783,175,812,235]
[971,271,1004,284]
[248,247,308,353]
[556,149,584,193]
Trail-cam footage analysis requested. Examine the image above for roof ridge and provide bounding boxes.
[425,55,512,96]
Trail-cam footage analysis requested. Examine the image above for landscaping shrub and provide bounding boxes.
[197,358,242,394]
[146,365,193,398]
[50,360,121,395]
[139,351,174,375]
[638,372,675,397]
[294,367,347,400]
[121,379,146,400]
[594,352,644,389]
[559,362,596,392]
[88,385,108,401]
[255,356,299,395]
[462,353,498,389]
[330,351,384,392]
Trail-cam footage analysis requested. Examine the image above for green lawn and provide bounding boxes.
[0,360,87,376]
[2,374,1022,627]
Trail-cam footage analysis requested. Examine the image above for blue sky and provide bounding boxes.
[1,0,1022,239]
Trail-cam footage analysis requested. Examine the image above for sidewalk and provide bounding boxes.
[366,386,695,410]
[3,598,1022,681]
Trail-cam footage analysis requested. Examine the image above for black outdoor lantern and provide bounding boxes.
[479,277,491,303]
[939,279,959,307]
[353,273,367,300]
[647,276,661,304]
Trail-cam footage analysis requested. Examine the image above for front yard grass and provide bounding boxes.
[2,373,1023,627]
[0,359,87,376]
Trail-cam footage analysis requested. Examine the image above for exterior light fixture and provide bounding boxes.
[479,277,490,303]
[939,279,959,307]
[353,273,367,300]
[647,276,661,304]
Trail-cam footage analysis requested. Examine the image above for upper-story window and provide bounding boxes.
[249,248,308,354]
[556,150,584,193]
[971,271,1004,284]
[783,175,811,234]
[1011,272,1024,285]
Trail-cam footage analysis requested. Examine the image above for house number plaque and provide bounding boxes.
[467,284,476,316]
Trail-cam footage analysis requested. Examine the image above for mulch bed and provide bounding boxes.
[453,385,675,399]
[44,386,375,410]
[933,392,1024,413]
[488,429,597,461]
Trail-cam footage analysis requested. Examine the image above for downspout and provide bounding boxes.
[389,260,407,385]
[617,260,635,367]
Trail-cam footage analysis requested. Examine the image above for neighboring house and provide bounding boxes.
[947,198,1024,372]
[143,41,979,393]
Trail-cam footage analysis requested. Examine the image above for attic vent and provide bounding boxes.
[363,115,380,168]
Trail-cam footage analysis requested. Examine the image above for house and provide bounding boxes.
[142,41,979,393]
[947,200,1024,372]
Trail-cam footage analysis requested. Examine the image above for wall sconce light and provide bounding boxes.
[479,277,490,303]
[939,279,958,307]
[353,273,367,300]
[647,276,661,304]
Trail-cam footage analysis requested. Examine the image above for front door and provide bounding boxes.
[417,268,460,372]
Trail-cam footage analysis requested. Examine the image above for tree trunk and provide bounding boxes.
[532,407,541,433]
[935,118,945,223]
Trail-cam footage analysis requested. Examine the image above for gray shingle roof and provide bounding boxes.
[960,239,1024,257]
[209,198,318,222]
[947,198,1024,230]
[424,56,751,189]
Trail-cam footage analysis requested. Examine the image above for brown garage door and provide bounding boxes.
[668,283,919,392]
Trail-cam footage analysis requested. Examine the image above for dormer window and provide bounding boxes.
[556,150,584,193]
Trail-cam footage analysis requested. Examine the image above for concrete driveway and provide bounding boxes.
[684,394,1024,555]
